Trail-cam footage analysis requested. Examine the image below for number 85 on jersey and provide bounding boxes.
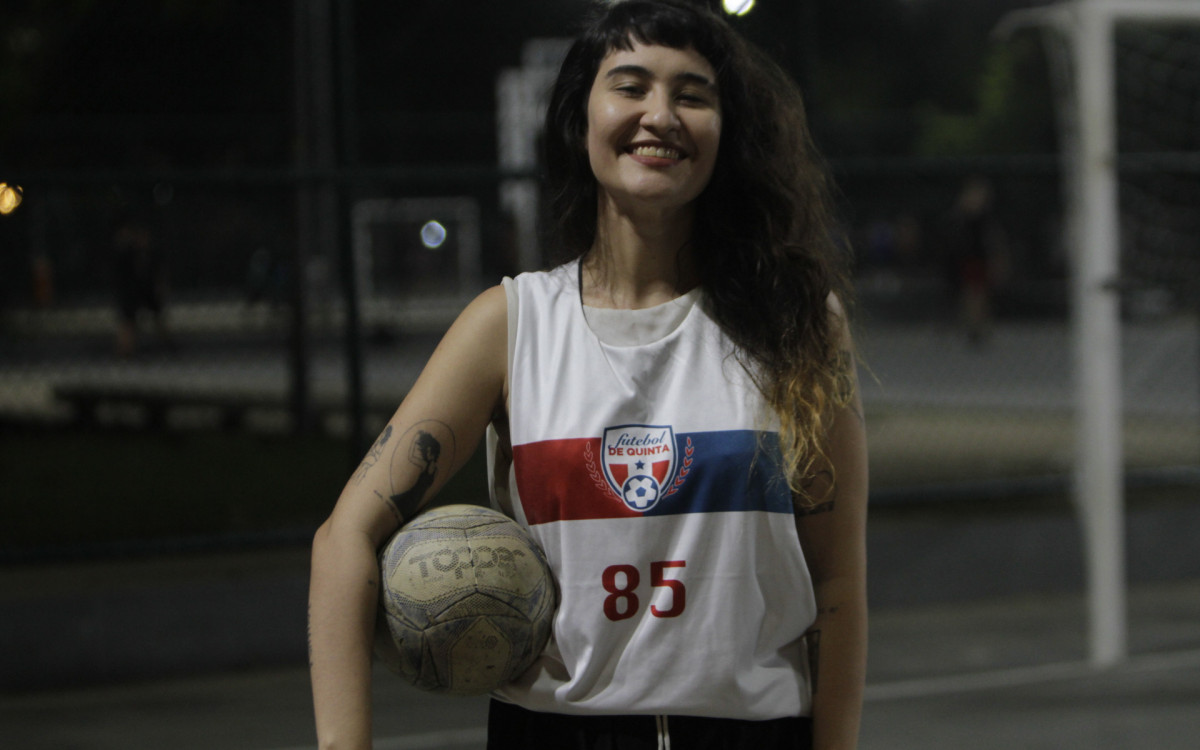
[602,560,686,621]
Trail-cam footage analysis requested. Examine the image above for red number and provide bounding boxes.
[602,564,640,621]
[602,561,687,620]
[650,560,686,617]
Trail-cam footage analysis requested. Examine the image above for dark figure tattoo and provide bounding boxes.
[386,421,455,524]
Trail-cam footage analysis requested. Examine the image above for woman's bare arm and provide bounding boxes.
[794,302,869,750]
[308,286,508,750]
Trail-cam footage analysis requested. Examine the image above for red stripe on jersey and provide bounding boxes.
[652,460,670,483]
[512,438,641,525]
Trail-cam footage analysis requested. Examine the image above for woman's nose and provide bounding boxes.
[640,91,680,133]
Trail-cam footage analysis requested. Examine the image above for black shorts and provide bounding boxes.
[487,699,813,750]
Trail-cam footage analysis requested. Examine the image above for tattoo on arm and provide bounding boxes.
[796,470,836,515]
[389,430,440,519]
[835,349,854,373]
[835,349,866,424]
[306,602,314,668]
[385,421,456,523]
[352,425,393,485]
[807,629,821,693]
[796,499,835,517]
[805,606,841,693]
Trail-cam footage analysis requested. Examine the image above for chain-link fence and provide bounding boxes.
[3,158,1197,561]
[4,0,1200,562]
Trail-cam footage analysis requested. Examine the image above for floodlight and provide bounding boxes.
[723,0,755,16]
[0,183,23,215]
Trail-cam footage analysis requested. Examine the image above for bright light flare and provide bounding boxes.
[420,220,447,249]
[0,183,23,215]
[723,0,755,16]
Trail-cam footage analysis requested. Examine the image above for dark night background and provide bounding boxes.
[0,0,1069,309]
[2,5,1200,731]
[0,0,1075,552]
[0,0,1058,167]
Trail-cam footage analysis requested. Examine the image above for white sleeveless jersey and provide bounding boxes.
[489,262,817,719]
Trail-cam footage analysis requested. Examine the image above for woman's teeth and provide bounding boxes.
[632,146,682,159]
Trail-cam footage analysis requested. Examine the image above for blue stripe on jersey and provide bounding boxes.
[644,430,794,517]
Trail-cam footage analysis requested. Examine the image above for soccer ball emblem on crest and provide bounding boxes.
[622,475,660,510]
[601,424,678,512]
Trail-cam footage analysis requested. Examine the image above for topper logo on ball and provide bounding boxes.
[406,543,528,580]
[472,544,528,579]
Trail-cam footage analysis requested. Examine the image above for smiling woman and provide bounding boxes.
[585,43,722,222]
[308,3,866,749]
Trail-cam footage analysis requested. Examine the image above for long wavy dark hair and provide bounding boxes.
[542,0,855,500]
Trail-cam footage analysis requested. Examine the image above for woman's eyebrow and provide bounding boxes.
[604,64,717,90]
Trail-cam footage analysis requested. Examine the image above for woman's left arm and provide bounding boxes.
[794,310,869,750]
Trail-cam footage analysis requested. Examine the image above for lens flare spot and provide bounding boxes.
[0,183,24,216]
[420,220,447,250]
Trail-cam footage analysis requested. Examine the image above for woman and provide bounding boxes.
[309,2,867,749]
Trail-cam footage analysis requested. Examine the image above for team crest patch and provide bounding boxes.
[595,424,690,512]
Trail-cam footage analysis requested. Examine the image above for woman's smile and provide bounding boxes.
[585,41,722,213]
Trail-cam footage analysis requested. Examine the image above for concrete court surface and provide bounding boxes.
[4,578,1199,750]
[2,314,1197,747]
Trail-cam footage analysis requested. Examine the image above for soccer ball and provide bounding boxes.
[374,504,557,696]
[622,475,660,510]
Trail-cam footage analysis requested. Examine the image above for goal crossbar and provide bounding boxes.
[997,0,1200,36]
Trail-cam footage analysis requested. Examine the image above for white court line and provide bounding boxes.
[375,728,489,750]
[865,647,1200,702]
[272,650,1200,749]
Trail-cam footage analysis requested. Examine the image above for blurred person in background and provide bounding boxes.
[112,206,171,356]
[308,2,868,748]
[31,252,55,308]
[945,175,1008,346]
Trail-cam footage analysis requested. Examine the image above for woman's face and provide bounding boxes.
[584,41,722,215]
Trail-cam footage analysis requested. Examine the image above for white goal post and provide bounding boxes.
[997,0,1200,668]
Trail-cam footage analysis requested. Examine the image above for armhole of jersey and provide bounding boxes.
[502,275,518,403]
[486,276,519,518]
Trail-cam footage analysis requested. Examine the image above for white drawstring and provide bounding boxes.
[656,715,671,750]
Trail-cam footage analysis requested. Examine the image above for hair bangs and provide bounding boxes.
[594,1,725,68]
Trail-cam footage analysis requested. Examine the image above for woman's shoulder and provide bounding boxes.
[429,285,507,362]
[505,262,580,309]
[455,284,508,331]
[450,266,566,334]
[510,261,575,287]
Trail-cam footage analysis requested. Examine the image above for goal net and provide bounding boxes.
[1114,22,1200,309]
[1001,0,1200,667]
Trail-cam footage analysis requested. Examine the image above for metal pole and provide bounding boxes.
[1073,0,1126,667]
[289,0,314,434]
[314,0,367,464]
